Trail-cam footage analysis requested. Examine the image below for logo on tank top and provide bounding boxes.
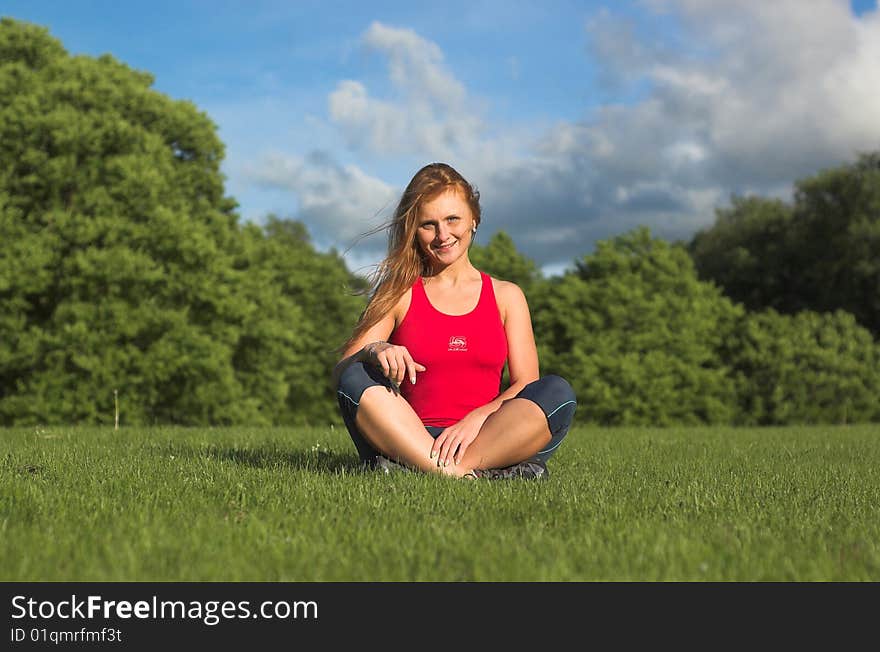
[448,335,468,352]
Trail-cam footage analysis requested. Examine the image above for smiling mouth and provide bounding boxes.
[433,240,458,251]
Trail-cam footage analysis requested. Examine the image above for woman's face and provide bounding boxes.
[415,187,476,270]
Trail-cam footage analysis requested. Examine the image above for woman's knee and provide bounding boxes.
[517,374,577,443]
[336,362,385,464]
[337,361,386,404]
[540,375,576,406]
[521,374,577,411]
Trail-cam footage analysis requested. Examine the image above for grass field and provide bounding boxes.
[1,424,878,581]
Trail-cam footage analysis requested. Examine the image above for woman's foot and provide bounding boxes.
[469,458,549,480]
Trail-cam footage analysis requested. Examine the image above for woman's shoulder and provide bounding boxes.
[487,275,529,321]
[488,275,526,301]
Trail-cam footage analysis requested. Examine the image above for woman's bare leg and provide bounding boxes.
[455,398,551,474]
[355,389,550,478]
[355,385,457,476]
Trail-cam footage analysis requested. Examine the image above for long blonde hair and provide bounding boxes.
[343,162,481,353]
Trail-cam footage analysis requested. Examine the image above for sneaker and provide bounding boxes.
[472,458,549,480]
[373,454,413,474]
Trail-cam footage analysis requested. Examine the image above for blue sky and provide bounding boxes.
[5,1,880,275]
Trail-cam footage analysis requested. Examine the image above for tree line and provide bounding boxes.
[2,18,878,427]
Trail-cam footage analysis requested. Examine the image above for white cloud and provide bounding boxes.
[328,21,483,160]
[253,4,880,273]
[632,0,880,185]
[246,151,398,248]
[362,21,466,109]
[498,0,880,265]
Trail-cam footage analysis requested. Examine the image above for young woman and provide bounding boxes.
[333,163,576,479]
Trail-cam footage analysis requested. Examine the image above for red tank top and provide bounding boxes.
[390,272,508,427]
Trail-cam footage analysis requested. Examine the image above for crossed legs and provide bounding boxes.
[337,362,562,479]
[354,383,551,478]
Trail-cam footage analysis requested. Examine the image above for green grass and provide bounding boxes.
[1,424,878,581]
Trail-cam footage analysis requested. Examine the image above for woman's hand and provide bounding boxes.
[364,341,426,390]
[430,410,489,468]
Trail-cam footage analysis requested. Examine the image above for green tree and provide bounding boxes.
[688,196,798,312]
[790,152,880,334]
[689,152,880,335]
[0,19,306,425]
[242,216,367,424]
[533,228,741,425]
[724,309,880,425]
